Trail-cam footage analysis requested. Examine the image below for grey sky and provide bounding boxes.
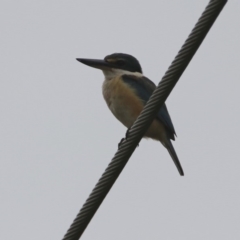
[1,1,240,239]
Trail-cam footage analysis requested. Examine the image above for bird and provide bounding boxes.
[76,53,184,176]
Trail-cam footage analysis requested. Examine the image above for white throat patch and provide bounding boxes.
[102,68,143,80]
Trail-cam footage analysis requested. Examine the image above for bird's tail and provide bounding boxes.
[164,140,184,176]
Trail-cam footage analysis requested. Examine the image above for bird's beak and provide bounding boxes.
[76,58,113,70]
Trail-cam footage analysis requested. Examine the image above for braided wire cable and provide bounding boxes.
[62,1,227,239]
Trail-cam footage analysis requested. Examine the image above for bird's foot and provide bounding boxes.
[125,128,130,139]
[118,128,139,149]
[118,138,125,148]
[118,128,130,148]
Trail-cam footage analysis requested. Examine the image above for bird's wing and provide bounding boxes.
[122,74,176,140]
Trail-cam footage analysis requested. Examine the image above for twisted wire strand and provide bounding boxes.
[62,1,227,239]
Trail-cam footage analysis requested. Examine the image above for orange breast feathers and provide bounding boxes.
[102,75,167,141]
[102,76,144,128]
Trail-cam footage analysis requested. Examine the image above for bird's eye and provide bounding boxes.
[116,60,125,66]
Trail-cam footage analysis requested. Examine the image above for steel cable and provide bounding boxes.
[62,1,227,239]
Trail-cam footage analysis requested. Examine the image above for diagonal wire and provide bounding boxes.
[62,1,227,239]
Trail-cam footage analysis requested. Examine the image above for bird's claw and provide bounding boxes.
[118,128,139,149]
[125,128,130,139]
[118,138,125,148]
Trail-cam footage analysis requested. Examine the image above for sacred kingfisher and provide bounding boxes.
[76,53,184,176]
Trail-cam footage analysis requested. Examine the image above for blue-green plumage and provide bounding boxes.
[77,53,184,176]
[122,74,176,140]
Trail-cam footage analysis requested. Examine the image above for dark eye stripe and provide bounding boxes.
[116,60,125,66]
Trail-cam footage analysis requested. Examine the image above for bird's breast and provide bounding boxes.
[102,76,144,128]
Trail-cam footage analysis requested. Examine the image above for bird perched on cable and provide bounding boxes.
[76,53,184,176]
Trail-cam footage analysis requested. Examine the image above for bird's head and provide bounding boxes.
[77,53,142,79]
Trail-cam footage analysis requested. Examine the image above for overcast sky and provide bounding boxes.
[1,1,240,239]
